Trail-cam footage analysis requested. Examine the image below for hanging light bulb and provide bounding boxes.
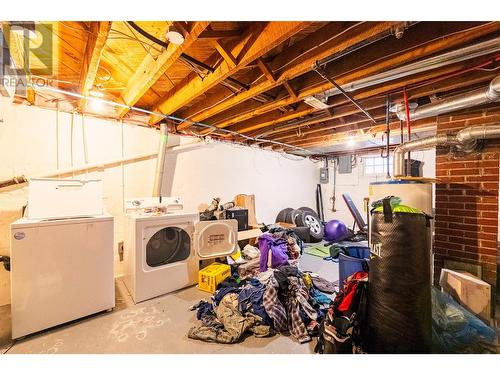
[166,24,184,45]
[88,97,104,112]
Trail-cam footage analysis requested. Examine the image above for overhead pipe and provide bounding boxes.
[29,84,328,157]
[153,123,168,197]
[320,37,500,99]
[397,74,500,121]
[403,87,412,175]
[393,124,500,177]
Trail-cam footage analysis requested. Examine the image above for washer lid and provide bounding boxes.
[195,219,238,259]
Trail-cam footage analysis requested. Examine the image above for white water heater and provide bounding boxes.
[369,180,433,215]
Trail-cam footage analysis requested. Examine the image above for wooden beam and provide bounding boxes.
[224,22,500,134]
[177,21,400,124]
[283,81,297,98]
[151,21,312,125]
[270,66,496,143]
[117,21,210,117]
[254,70,497,147]
[199,29,243,40]
[211,39,238,68]
[256,58,276,83]
[79,21,112,110]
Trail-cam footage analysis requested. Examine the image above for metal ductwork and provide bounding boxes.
[321,37,500,99]
[397,75,500,121]
[393,124,500,177]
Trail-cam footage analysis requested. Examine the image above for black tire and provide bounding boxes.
[291,209,304,225]
[285,208,298,224]
[296,211,324,241]
[276,208,293,223]
[291,226,311,243]
[298,206,318,217]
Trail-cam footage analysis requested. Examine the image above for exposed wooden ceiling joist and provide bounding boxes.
[224,22,499,134]
[117,21,210,117]
[177,21,401,127]
[79,21,112,110]
[256,69,498,147]
[255,64,499,141]
[150,21,312,125]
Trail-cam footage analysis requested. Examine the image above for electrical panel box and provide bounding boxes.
[319,167,329,183]
[338,155,353,174]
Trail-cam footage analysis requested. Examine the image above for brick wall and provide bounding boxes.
[434,107,500,304]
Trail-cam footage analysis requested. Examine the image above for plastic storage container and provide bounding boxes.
[338,246,370,285]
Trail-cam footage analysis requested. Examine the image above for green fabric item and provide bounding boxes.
[371,196,401,210]
[329,244,347,259]
[371,195,423,214]
[372,204,423,214]
[304,244,331,258]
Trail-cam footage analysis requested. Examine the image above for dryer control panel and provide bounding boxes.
[125,197,183,215]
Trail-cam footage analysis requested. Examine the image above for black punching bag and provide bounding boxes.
[368,197,432,353]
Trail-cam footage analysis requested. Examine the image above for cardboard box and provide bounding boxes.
[198,262,231,293]
[439,268,491,323]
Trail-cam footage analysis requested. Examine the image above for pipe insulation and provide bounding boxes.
[153,123,168,197]
[393,123,500,177]
[397,75,500,121]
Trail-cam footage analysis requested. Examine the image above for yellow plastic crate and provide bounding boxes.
[198,262,231,293]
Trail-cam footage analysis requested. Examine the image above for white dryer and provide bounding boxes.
[124,197,238,303]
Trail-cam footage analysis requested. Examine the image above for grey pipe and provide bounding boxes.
[393,123,500,177]
[153,123,168,197]
[397,74,500,121]
[321,36,500,99]
[393,133,457,177]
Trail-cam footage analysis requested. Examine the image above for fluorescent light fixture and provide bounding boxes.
[347,137,356,147]
[304,96,329,110]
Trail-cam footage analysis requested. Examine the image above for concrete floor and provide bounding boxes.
[0,253,338,354]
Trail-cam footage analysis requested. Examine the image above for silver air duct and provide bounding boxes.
[321,37,500,99]
[397,75,500,121]
[393,124,500,177]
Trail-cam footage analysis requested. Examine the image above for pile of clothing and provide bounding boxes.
[233,228,303,279]
[188,265,337,344]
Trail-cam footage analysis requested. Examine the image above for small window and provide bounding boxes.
[364,156,393,175]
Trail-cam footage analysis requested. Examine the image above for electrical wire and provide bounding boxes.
[28,83,327,157]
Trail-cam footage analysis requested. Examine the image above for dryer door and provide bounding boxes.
[195,219,238,259]
[145,225,192,267]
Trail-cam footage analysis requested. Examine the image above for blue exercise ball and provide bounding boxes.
[324,219,349,242]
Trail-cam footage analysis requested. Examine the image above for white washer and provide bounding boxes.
[10,215,115,339]
[124,197,238,303]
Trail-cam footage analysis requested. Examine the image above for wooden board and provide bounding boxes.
[439,268,492,324]
[237,228,263,241]
[234,194,259,226]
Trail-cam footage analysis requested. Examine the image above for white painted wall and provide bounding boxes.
[0,98,319,306]
[320,150,436,226]
[163,141,318,224]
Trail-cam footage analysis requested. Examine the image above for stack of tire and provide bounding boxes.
[275,207,324,243]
